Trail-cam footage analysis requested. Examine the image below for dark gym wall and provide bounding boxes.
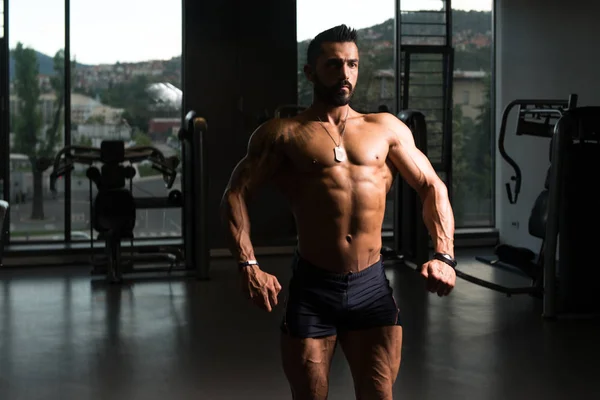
[183,0,298,250]
[495,0,600,251]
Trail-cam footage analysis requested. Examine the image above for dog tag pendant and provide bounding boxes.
[334,146,347,162]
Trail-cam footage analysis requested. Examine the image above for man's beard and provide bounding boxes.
[313,75,354,106]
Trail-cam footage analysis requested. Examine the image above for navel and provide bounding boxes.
[346,235,352,243]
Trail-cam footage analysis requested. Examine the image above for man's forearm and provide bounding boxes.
[421,182,455,257]
[220,190,256,264]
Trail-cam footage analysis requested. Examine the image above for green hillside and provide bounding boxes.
[298,10,492,72]
[9,50,88,81]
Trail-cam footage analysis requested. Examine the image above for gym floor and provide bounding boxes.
[0,248,599,400]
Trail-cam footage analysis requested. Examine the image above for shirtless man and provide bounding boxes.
[221,25,457,400]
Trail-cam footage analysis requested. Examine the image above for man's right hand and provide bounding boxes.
[241,265,282,312]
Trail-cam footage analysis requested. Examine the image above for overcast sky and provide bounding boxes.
[9,0,491,65]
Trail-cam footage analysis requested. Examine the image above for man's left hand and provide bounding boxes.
[420,259,456,297]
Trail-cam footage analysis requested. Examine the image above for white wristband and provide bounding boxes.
[238,260,258,268]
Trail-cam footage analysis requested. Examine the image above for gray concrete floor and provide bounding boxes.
[0,248,599,400]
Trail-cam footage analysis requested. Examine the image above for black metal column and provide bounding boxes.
[394,0,402,115]
[180,111,210,280]
[2,0,10,241]
[64,0,72,241]
[442,48,454,203]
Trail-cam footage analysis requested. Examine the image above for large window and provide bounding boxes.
[8,0,65,241]
[70,0,183,241]
[7,0,182,243]
[297,0,495,230]
[450,1,494,227]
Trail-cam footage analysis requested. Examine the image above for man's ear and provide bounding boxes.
[303,64,314,82]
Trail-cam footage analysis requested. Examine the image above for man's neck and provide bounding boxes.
[309,101,350,125]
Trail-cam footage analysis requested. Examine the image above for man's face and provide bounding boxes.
[305,41,359,106]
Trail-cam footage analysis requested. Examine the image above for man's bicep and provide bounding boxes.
[390,122,441,193]
[226,122,284,195]
[225,156,254,195]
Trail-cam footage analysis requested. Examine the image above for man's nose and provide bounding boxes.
[340,64,351,80]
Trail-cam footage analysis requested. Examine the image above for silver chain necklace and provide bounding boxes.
[317,107,350,163]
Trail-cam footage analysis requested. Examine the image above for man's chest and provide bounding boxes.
[283,126,391,171]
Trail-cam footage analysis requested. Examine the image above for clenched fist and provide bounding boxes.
[241,265,282,312]
[420,260,456,297]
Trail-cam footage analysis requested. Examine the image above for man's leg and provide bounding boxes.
[338,326,402,400]
[337,258,403,399]
[280,333,338,400]
[280,251,346,399]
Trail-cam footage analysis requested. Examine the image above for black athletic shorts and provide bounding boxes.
[280,251,402,338]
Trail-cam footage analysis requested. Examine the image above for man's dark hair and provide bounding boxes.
[306,24,358,67]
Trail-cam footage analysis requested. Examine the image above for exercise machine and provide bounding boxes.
[49,141,182,282]
[456,94,577,298]
[500,94,578,205]
[458,99,600,318]
[543,106,600,318]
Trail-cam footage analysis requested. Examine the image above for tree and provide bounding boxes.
[13,43,75,219]
[12,43,43,218]
[449,74,493,225]
[450,104,477,222]
[98,75,160,133]
[85,114,106,124]
[132,128,153,146]
[470,73,493,199]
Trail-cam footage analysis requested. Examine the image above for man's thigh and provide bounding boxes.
[280,271,341,400]
[280,333,338,400]
[338,325,403,400]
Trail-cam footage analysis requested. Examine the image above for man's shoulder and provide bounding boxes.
[248,119,287,147]
[362,112,409,138]
[256,117,302,138]
[363,111,403,125]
